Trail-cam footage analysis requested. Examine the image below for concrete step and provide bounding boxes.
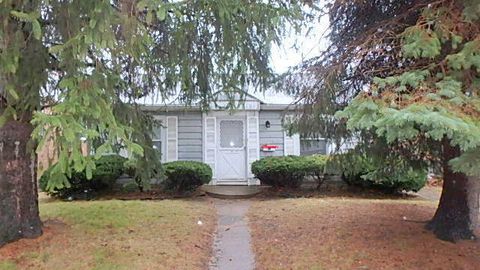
[200,185,266,199]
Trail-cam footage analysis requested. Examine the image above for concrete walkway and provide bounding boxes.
[209,200,255,270]
[416,186,442,202]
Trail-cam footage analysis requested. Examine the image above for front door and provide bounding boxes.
[216,119,247,182]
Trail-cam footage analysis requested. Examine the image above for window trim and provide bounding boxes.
[152,116,167,162]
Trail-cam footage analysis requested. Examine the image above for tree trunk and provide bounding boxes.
[0,120,42,247]
[426,140,479,242]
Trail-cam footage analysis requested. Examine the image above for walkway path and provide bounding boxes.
[209,200,255,270]
[416,186,442,202]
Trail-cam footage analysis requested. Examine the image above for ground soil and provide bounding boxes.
[249,196,480,270]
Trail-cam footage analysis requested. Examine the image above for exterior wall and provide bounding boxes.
[37,139,89,176]
[37,107,88,177]
[151,109,296,162]
[175,112,203,161]
[258,110,285,157]
[154,111,203,162]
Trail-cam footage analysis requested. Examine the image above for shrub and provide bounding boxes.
[163,161,212,192]
[121,182,140,193]
[123,157,163,192]
[40,154,127,199]
[124,159,137,178]
[251,155,328,188]
[303,155,330,178]
[92,155,127,188]
[329,153,428,193]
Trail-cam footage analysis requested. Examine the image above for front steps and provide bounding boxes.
[201,185,265,199]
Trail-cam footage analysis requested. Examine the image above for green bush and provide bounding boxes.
[163,161,212,192]
[251,155,328,188]
[123,157,163,192]
[124,159,137,178]
[341,169,427,193]
[121,182,140,193]
[92,155,127,188]
[40,155,127,199]
[303,155,330,178]
[328,153,428,193]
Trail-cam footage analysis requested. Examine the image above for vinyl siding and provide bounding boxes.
[153,111,204,162]
[259,111,285,157]
[151,109,289,161]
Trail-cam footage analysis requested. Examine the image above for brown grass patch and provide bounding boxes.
[0,199,216,270]
[249,198,480,270]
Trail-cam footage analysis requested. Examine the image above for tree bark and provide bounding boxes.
[426,140,479,242]
[0,120,42,247]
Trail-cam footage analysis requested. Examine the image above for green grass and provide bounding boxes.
[40,200,150,231]
[1,199,215,270]
[0,260,17,270]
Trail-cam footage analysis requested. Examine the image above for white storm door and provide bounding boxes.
[216,119,247,180]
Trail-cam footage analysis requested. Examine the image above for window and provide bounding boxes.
[152,119,166,162]
[219,120,244,148]
[300,138,327,155]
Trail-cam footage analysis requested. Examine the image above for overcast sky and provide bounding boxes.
[252,14,330,104]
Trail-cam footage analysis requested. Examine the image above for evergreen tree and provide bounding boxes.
[0,0,305,246]
[286,0,480,241]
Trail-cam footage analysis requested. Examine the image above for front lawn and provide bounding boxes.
[0,198,215,270]
[249,198,480,270]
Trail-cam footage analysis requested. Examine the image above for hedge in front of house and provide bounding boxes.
[163,161,212,192]
[303,155,330,178]
[39,154,127,199]
[251,155,328,188]
[329,153,428,193]
[92,155,127,187]
[342,166,428,193]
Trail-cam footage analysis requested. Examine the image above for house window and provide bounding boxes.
[152,140,162,158]
[150,115,178,162]
[152,119,166,162]
[300,138,327,155]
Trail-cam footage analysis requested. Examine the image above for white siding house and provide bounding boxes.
[141,94,303,185]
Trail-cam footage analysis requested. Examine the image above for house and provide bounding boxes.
[36,93,333,184]
[141,93,312,185]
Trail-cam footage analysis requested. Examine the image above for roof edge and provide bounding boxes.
[140,103,302,112]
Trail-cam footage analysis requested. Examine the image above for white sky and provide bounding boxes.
[252,15,330,104]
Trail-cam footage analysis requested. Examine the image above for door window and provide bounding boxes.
[219,120,244,148]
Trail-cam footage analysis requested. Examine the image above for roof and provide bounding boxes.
[250,90,295,105]
[140,103,298,112]
[136,89,296,107]
[138,89,299,112]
